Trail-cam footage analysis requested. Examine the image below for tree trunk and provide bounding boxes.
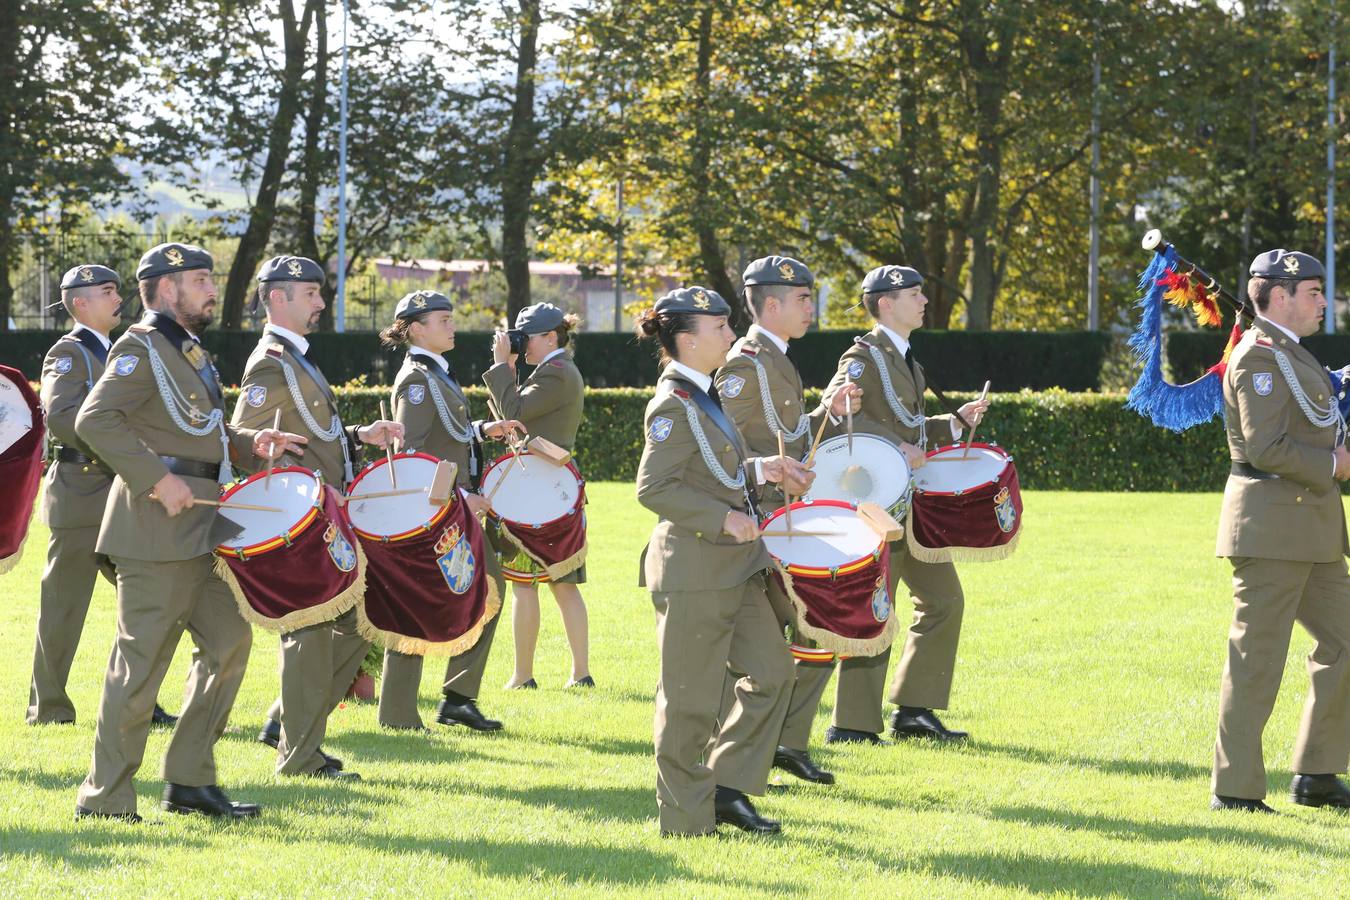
[500,0,542,325]
[299,1,333,330]
[690,4,741,328]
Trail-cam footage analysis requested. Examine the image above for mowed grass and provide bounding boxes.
[2,487,1350,897]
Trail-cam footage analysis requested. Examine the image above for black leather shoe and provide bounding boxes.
[566,675,596,688]
[257,718,280,749]
[824,726,883,745]
[75,806,142,823]
[772,746,835,785]
[889,707,968,742]
[311,763,361,781]
[151,704,178,728]
[1291,774,1350,809]
[436,697,503,731]
[319,748,344,770]
[161,784,261,819]
[1211,794,1277,813]
[506,678,538,690]
[714,788,781,835]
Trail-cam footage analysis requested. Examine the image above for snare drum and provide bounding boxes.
[760,500,899,658]
[907,442,1022,563]
[480,452,587,583]
[0,365,43,574]
[345,453,451,540]
[803,432,913,522]
[213,466,364,632]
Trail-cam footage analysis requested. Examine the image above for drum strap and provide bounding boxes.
[668,377,761,518]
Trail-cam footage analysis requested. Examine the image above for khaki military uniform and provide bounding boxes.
[231,327,370,776]
[1212,318,1350,799]
[73,314,258,816]
[28,328,117,724]
[814,326,961,734]
[377,350,507,728]
[637,365,792,835]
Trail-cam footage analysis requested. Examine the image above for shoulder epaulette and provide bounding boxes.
[128,323,152,334]
[853,336,874,349]
[672,388,690,399]
[265,346,284,359]
[739,345,758,358]
[548,359,566,368]
[1253,336,1273,347]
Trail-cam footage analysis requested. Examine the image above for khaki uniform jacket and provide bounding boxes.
[75,317,259,562]
[231,330,362,488]
[391,351,482,490]
[822,326,953,449]
[483,353,584,452]
[40,328,112,529]
[637,366,771,593]
[1216,319,1349,562]
[715,332,830,461]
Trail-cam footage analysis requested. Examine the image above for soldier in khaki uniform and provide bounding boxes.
[29,264,176,728]
[636,286,813,836]
[233,256,401,780]
[714,255,860,785]
[485,303,592,689]
[73,243,302,821]
[1211,249,1350,812]
[817,265,987,744]
[376,290,521,732]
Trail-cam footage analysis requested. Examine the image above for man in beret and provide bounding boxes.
[714,254,860,785]
[1211,248,1350,812]
[28,265,179,727]
[234,255,402,781]
[74,243,304,821]
[818,265,988,745]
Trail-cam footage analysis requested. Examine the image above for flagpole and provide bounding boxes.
[335,0,350,333]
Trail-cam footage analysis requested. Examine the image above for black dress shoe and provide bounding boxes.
[566,675,596,688]
[1211,794,1277,813]
[436,696,503,731]
[257,718,280,749]
[824,726,884,745]
[161,784,261,819]
[319,748,344,770]
[889,707,968,742]
[772,746,836,785]
[151,704,179,728]
[1291,774,1350,809]
[714,787,781,835]
[311,763,361,781]
[75,806,142,823]
[506,678,538,690]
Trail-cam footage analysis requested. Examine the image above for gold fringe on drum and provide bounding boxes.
[775,565,902,659]
[903,516,1023,564]
[494,520,587,582]
[213,541,367,634]
[355,578,502,658]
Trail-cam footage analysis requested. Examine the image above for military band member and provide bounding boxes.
[486,303,592,689]
[714,255,860,785]
[29,265,177,728]
[818,265,987,745]
[636,286,813,836]
[1211,249,1350,812]
[375,290,522,732]
[234,256,402,781]
[73,243,303,821]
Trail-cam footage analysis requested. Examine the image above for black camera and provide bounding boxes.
[506,329,529,355]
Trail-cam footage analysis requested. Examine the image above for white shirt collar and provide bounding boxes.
[1256,316,1300,344]
[537,347,567,367]
[748,323,789,355]
[265,323,310,355]
[877,323,912,357]
[667,360,713,394]
[73,324,111,352]
[410,345,449,372]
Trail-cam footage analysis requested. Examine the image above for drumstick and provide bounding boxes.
[192,498,284,513]
[759,529,846,538]
[265,408,281,489]
[961,381,991,459]
[349,487,428,500]
[804,414,830,469]
[844,372,854,456]
[379,400,398,489]
[485,395,528,472]
[777,431,792,535]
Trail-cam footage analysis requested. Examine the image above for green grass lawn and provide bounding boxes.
[2,487,1349,897]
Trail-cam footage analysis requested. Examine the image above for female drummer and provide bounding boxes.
[485,303,591,690]
[375,289,523,733]
[635,286,813,837]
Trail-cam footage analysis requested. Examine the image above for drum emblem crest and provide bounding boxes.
[435,524,476,594]
[994,486,1017,533]
[324,524,357,572]
[721,374,744,399]
[870,576,891,623]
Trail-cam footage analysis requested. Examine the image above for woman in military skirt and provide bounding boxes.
[635,286,813,836]
[485,303,592,689]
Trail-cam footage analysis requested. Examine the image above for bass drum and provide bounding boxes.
[803,432,913,522]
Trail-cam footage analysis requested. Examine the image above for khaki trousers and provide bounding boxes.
[1213,556,1350,799]
[29,525,113,724]
[652,576,792,835]
[76,554,251,815]
[378,613,500,729]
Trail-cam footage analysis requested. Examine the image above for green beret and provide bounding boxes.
[862,265,923,294]
[60,264,120,290]
[742,255,814,288]
[257,255,325,284]
[1249,249,1325,281]
[515,302,566,334]
[653,286,731,316]
[395,290,454,320]
[136,242,213,281]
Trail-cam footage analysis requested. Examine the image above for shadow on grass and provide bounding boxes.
[965,740,1211,781]
[917,851,1263,899]
[0,823,211,869]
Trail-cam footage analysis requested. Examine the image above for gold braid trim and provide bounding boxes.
[497,520,588,581]
[775,562,901,659]
[213,540,366,634]
[0,529,30,576]
[903,511,1022,564]
[355,572,502,657]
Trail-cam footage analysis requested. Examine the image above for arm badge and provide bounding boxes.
[408,385,426,405]
[649,416,674,442]
[1252,372,1274,396]
[113,355,139,376]
[245,385,268,408]
[53,356,73,375]
[721,374,745,399]
[847,360,865,379]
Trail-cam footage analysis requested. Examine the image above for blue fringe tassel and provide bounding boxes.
[1124,246,1225,433]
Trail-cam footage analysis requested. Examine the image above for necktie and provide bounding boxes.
[903,346,918,379]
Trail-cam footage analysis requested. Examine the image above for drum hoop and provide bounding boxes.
[347,450,452,542]
[481,451,585,529]
[760,498,878,575]
[216,466,323,558]
[916,441,1011,497]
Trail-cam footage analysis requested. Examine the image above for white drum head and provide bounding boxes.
[218,469,321,550]
[761,503,881,569]
[0,370,34,456]
[346,455,442,537]
[913,445,1009,494]
[804,433,912,510]
[481,454,580,526]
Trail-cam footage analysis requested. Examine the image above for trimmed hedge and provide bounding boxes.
[1168,330,1350,381]
[4,328,1111,391]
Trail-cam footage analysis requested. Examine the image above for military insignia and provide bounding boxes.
[265,345,284,359]
[649,416,674,442]
[994,486,1017,533]
[324,523,358,573]
[887,269,905,285]
[777,262,795,280]
[113,354,138,376]
[79,266,95,283]
[286,259,304,278]
[408,384,426,405]
[1282,255,1301,275]
[721,374,745,399]
[53,356,73,374]
[183,341,206,368]
[413,293,428,309]
[1253,372,1273,396]
[165,247,185,267]
[435,524,476,594]
[693,290,710,310]
[847,360,865,380]
[245,385,267,408]
[870,576,891,623]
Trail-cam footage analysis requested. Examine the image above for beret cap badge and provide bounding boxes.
[693,290,710,310]
[777,262,795,280]
[1283,255,1301,275]
[888,269,905,285]
[165,247,185,267]
[79,266,94,283]
[413,293,428,309]
[286,259,304,278]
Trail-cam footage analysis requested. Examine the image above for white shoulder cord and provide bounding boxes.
[132,333,232,484]
[424,376,474,443]
[673,395,745,491]
[748,356,810,441]
[1269,346,1345,439]
[276,355,353,485]
[862,343,927,448]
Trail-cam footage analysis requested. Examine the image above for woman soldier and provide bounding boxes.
[485,303,591,689]
[376,290,523,733]
[635,286,813,837]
